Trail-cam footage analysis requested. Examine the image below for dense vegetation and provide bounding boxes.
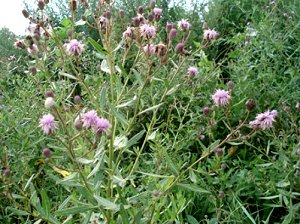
[1,0,299,223]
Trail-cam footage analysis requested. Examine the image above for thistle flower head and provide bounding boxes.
[143,44,156,56]
[178,19,191,31]
[39,114,58,135]
[212,89,231,107]
[203,29,219,40]
[81,110,98,129]
[187,66,198,77]
[249,110,278,129]
[93,117,111,134]
[140,24,156,39]
[123,26,135,40]
[153,8,162,20]
[64,39,84,56]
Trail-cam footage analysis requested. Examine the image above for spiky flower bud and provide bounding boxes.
[30,67,37,75]
[45,90,54,98]
[22,9,30,18]
[74,95,82,104]
[38,0,45,10]
[42,148,52,158]
[3,168,10,177]
[245,99,256,111]
[138,6,144,14]
[203,106,210,116]
[226,80,234,89]
[175,42,184,54]
[119,9,125,18]
[168,28,177,40]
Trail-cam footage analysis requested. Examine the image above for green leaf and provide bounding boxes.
[94,195,119,211]
[7,207,29,216]
[58,72,77,80]
[24,174,35,191]
[75,20,86,26]
[60,18,72,28]
[187,215,199,224]
[235,197,256,224]
[126,130,145,149]
[88,37,107,55]
[55,206,95,216]
[138,103,164,115]
[41,189,51,219]
[116,96,137,108]
[177,183,210,194]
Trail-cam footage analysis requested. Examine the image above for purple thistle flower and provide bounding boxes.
[143,44,156,56]
[212,89,231,107]
[27,44,39,55]
[153,8,162,20]
[39,114,58,135]
[249,110,277,129]
[93,117,111,134]
[140,24,156,39]
[64,39,84,56]
[123,27,135,40]
[203,29,219,41]
[187,66,198,77]
[81,110,98,129]
[178,19,191,31]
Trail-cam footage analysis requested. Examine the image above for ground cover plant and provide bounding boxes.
[0,0,300,223]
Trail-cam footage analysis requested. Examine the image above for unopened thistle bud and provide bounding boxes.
[166,22,173,33]
[150,0,155,9]
[81,15,87,21]
[104,11,111,19]
[203,106,210,116]
[69,0,77,11]
[119,9,125,18]
[175,42,184,54]
[138,6,144,14]
[226,80,234,89]
[22,9,30,18]
[30,66,37,75]
[168,28,177,40]
[147,12,154,22]
[74,95,82,104]
[45,90,54,98]
[38,0,45,10]
[245,99,256,111]
[3,168,10,177]
[42,148,52,158]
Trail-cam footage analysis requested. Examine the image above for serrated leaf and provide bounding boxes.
[276,181,290,188]
[77,158,94,164]
[187,215,199,224]
[166,84,180,96]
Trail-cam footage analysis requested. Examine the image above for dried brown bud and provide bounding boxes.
[203,106,210,116]
[38,0,45,10]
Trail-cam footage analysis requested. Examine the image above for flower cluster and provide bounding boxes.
[187,66,198,77]
[81,110,111,134]
[249,110,277,129]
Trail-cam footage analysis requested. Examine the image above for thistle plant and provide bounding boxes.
[2,0,300,223]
